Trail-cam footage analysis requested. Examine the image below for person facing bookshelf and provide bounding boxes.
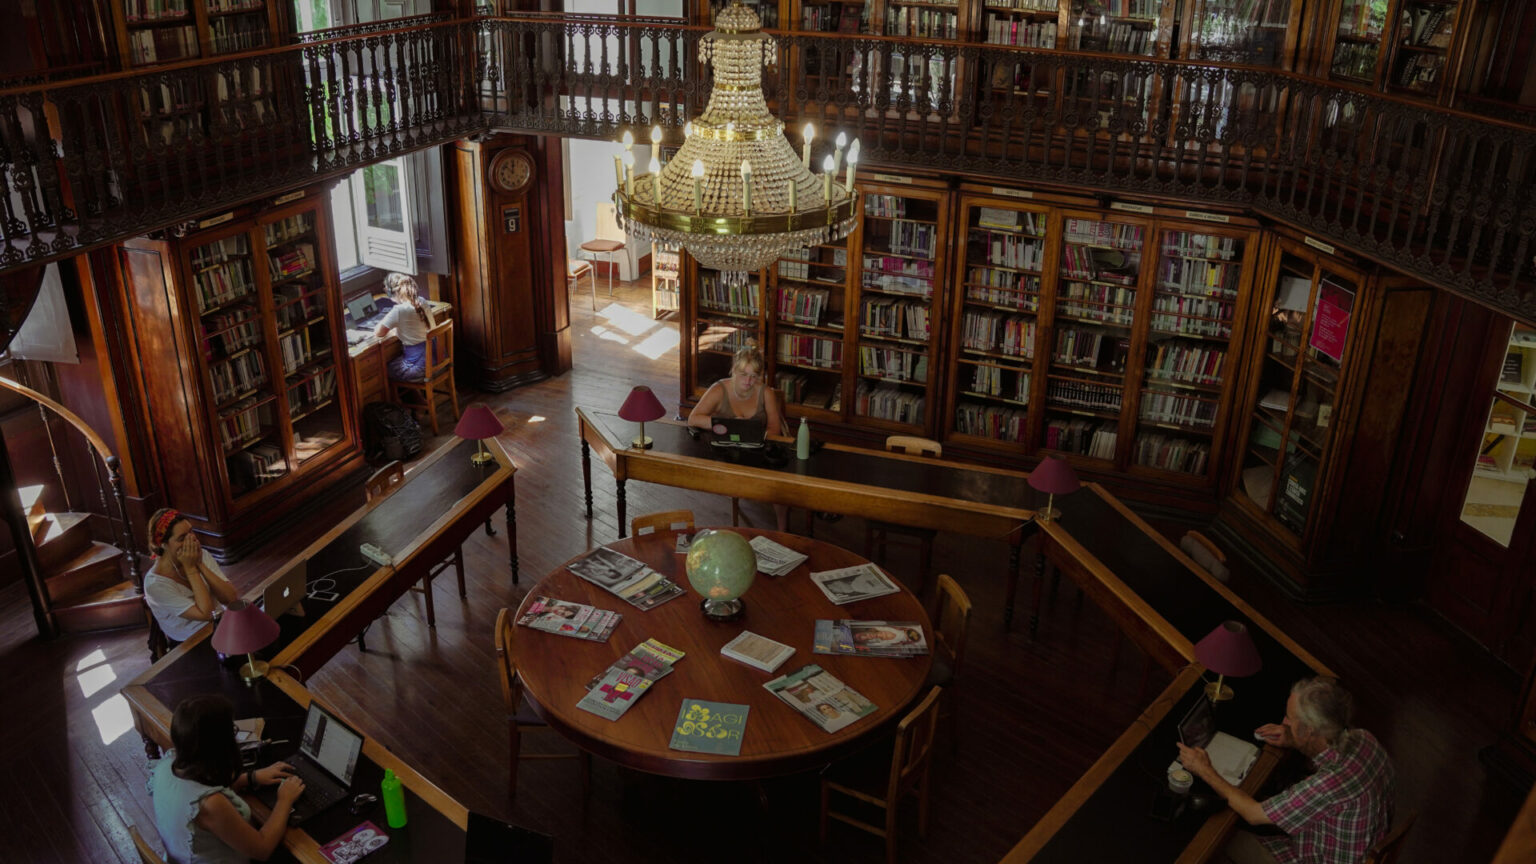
[143,508,241,644]
[374,273,436,381]
[687,345,790,531]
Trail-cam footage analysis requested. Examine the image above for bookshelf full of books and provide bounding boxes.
[685,259,768,401]
[943,195,1052,448]
[771,238,855,420]
[1064,0,1170,56]
[1457,323,1536,548]
[1384,0,1466,100]
[1130,224,1254,482]
[1326,0,1391,85]
[261,209,343,471]
[851,181,951,431]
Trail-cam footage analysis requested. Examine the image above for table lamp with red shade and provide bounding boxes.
[212,600,281,684]
[618,385,666,449]
[1194,620,1263,703]
[455,403,507,466]
[1028,455,1080,523]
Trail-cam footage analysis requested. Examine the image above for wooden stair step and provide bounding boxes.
[21,485,47,542]
[34,512,93,573]
[52,581,144,634]
[45,542,125,606]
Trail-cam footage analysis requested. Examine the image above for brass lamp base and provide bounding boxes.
[470,442,496,466]
[1036,506,1061,523]
[1204,678,1234,703]
[631,435,654,449]
[239,655,270,684]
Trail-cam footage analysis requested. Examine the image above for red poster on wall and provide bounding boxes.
[1309,278,1354,363]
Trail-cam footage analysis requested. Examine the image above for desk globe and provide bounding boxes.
[685,530,756,621]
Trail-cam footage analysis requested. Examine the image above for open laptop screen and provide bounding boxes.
[301,702,363,785]
[1177,696,1216,749]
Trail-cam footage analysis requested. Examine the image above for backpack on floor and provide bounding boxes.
[363,401,423,465]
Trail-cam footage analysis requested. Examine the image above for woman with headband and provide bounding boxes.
[143,508,240,644]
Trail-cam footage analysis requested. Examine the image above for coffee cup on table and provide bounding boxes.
[1168,768,1194,795]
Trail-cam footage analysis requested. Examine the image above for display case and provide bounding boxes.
[1182,0,1300,67]
[651,242,680,319]
[771,238,854,421]
[1458,323,1536,548]
[1064,0,1172,57]
[1321,0,1469,100]
[682,258,768,402]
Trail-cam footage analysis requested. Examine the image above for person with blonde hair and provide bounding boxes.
[374,272,436,381]
[688,344,791,530]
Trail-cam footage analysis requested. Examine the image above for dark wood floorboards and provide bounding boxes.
[0,281,1526,863]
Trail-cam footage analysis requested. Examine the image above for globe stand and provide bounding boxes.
[700,597,745,622]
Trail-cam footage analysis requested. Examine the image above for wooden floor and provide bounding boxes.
[0,279,1528,863]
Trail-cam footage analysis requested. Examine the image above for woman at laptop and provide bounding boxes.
[143,508,240,646]
[149,694,304,863]
[688,345,790,531]
[374,272,436,382]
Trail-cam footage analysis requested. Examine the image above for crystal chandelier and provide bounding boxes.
[612,0,859,288]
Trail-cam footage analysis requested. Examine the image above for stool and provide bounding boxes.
[579,239,626,301]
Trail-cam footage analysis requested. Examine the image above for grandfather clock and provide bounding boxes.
[449,134,572,391]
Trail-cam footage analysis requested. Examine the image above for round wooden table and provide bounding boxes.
[514,528,934,780]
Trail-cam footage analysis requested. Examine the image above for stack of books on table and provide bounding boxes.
[809,563,902,605]
[515,596,622,642]
[576,639,685,721]
[763,664,877,733]
[566,547,685,610]
[813,620,929,657]
[749,535,808,577]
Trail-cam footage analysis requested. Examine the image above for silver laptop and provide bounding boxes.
[261,560,306,620]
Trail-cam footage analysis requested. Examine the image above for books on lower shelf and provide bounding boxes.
[749,535,808,577]
[813,620,930,657]
[669,700,749,756]
[720,630,796,673]
[809,563,902,605]
[576,639,685,721]
[566,547,685,610]
[764,664,877,733]
[516,595,622,642]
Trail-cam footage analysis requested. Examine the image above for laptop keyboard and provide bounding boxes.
[290,758,346,813]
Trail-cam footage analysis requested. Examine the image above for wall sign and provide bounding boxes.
[1110,201,1154,214]
[198,212,234,229]
[1304,235,1337,255]
[502,205,521,234]
[990,187,1033,199]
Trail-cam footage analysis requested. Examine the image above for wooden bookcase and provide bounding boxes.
[1182,0,1302,68]
[651,242,680,319]
[681,261,768,403]
[1322,0,1470,101]
[119,190,360,558]
[770,234,856,423]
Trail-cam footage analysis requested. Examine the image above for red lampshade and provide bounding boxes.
[1194,620,1263,678]
[454,403,506,441]
[618,385,666,422]
[211,600,280,656]
[1028,455,1081,495]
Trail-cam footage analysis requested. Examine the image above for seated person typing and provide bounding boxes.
[687,345,789,531]
[1176,676,1394,864]
[143,508,240,645]
[374,272,436,382]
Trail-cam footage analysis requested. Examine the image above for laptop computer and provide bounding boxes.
[1173,695,1258,785]
[264,701,365,824]
[709,416,766,448]
[260,560,307,620]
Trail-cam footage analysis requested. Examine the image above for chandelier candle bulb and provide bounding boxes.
[834,132,847,172]
[613,155,623,190]
[788,178,797,213]
[692,159,705,213]
[741,160,752,214]
[650,157,661,205]
[845,143,859,193]
[622,130,634,154]
[802,123,815,167]
[823,155,834,203]
[623,151,635,197]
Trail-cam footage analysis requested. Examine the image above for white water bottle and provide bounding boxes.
[796,417,811,460]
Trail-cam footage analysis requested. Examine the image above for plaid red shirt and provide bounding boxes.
[1259,729,1394,864]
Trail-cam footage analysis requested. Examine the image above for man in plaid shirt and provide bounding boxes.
[1176,677,1395,864]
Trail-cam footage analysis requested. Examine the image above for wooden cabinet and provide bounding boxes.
[651,243,680,319]
[771,236,854,422]
[119,190,362,558]
[681,262,767,403]
[1182,0,1301,67]
[110,0,281,67]
[1322,0,1470,101]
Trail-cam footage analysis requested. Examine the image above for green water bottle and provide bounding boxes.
[796,417,811,460]
[381,768,408,828]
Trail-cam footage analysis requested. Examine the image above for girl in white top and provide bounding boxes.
[374,272,436,381]
[148,694,303,864]
[143,508,240,643]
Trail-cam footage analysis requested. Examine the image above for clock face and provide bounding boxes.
[490,150,534,194]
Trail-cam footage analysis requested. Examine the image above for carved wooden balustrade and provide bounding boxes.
[1,13,1535,324]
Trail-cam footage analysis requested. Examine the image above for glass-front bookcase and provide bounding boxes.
[1458,322,1536,548]
[771,239,853,421]
[687,260,767,399]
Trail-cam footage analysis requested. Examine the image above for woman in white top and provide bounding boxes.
[374,272,436,381]
[143,508,240,643]
[148,694,303,864]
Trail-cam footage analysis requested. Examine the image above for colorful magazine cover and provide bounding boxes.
[763,664,877,733]
[812,620,929,657]
[318,821,388,864]
[567,547,685,610]
[668,699,749,755]
[516,595,621,641]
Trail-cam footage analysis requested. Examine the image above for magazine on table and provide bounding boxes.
[669,699,749,756]
[749,535,809,577]
[584,638,686,690]
[516,595,621,642]
[719,630,796,673]
[763,664,877,733]
[566,546,685,609]
[808,563,902,605]
[812,620,929,657]
[576,639,685,721]
[318,821,388,864]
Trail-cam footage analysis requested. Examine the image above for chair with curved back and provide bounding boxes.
[494,608,591,799]
[389,319,460,436]
[128,825,168,864]
[632,509,696,537]
[819,685,943,864]
[568,255,597,310]
[864,436,943,596]
[929,573,971,751]
[1363,810,1418,864]
[366,460,463,632]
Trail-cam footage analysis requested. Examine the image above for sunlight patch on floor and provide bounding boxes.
[527,415,546,424]
[588,324,632,344]
[633,327,679,360]
[92,693,134,746]
[598,303,660,336]
[77,663,117,699]
[76,648,107,671]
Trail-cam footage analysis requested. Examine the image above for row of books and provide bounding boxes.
[776,333,843,369]
[1158,257,1240,295]
[201,306,260,360]
[1047,378,1123,411]
[864,194,911,219]
[191,234,250,270]
[1045,417,1117,458]
[1197,0,1291,30]
[856,381,925,424]
[962,311,1036,357]
[209,18,270,55]
[123,0,191,21]
[699,325,756,355]
[217,396,270,451]
[1064,218,1144,249]
[966,271,1042,311]
[136,79,199,118]
[1054,329,1131,372]
[275,293,323,332]
[984,17,1057,47]
[1150,295,1235,338]
[229,442,286,489]
[861,298,930,341]
[983,0,1058,10]
[955,401,1029,440]
[265,213,312,247]
[777,286,833,326]
[1061,245,1139,285]
[278,331,316,375]
[884,8,959,39]
[973,231,1047,271]
[128,26,198,65]
[210,350,267,404]
[966,363,1031,400]
[1134,432,1210,474]
[699,278,761,316]
[1162,230,1240,261]
[871,220,938,258]
[1058,281,1137,325]
[194,258,256,315]
[268,243,314,281]
[1140,390,1218,428]
[976,207,1046,234]
[859,346,929,382]
[289,367,337,409]
[1331,42,1379,81]
[1395,54,1445,90]
[1069,21,1157,55]
[1084,0,1160,16]
[800,5,860,32]
[1145,338,1228,385]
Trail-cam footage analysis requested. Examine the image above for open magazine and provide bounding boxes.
[566,546,685,610]
[763,664,877,733]
[516,595,621,642]
[809,563,901,605]
[812,620,928,657]
[749,535,809,577]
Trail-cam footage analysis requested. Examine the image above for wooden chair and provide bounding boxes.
[1363,810,1418,864]
[1179,529,1230,582]
[128,825,168,864]
[568,256,597,311]
[367,460,463,631]
[389,319,460,436]
[928,573,971,751]
[494,608,590,799]
[820,686,943,864]
[864,436,943,596]
[632,509,696,537]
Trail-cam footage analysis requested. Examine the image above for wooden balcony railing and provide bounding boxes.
[1,14,1535,323]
